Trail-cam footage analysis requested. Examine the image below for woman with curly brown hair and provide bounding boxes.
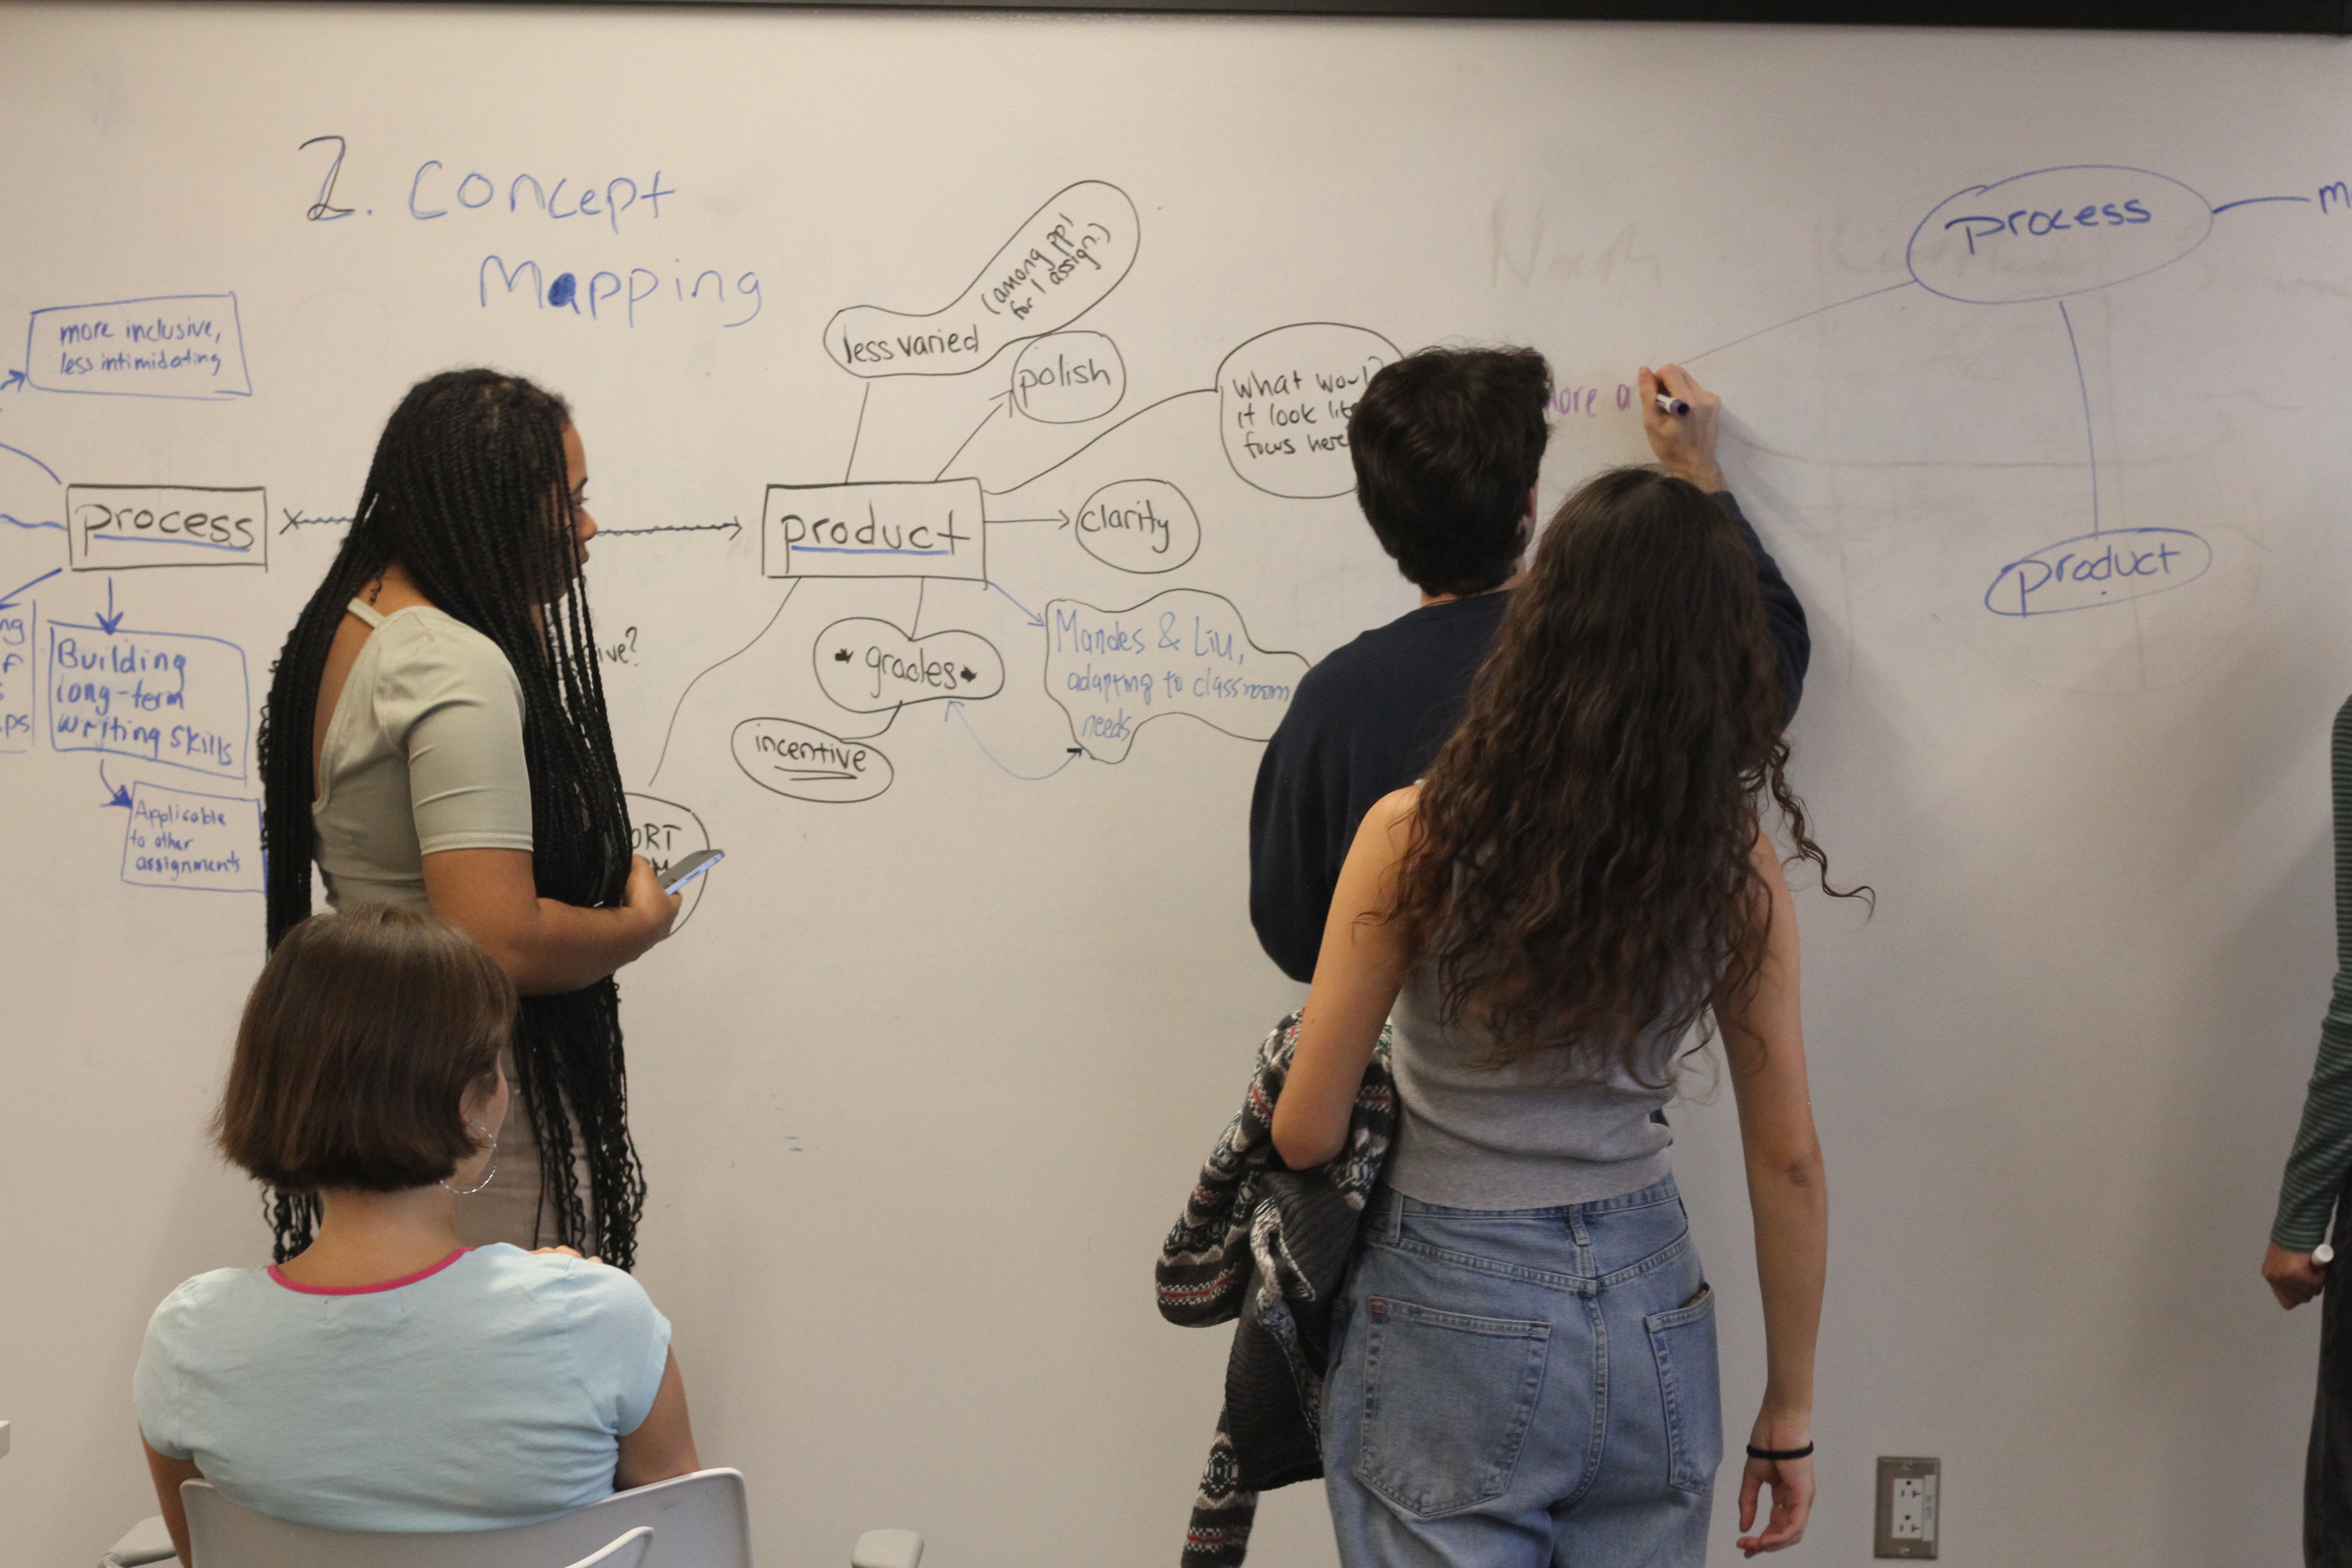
[1272,386,1856,1567]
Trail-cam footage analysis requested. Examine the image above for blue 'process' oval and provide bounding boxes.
[1910,166,2214,305]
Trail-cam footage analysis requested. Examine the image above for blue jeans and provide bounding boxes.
[1321,1176,1720,1568]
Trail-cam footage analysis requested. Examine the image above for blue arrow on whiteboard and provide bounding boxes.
[0,368,27,396]
[987,580,1045,628]
[99,762,132,809]
[0,566,59,610]
[944,699,1078,782]
[96,578,126,634]
[0,439,59,482]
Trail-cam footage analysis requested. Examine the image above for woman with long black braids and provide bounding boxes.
[258,369,678,1269]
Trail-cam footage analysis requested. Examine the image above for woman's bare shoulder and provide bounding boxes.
[1364,785,1421,836]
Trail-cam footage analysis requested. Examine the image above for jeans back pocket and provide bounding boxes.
[1644,1282,1723,1494]
[1353,1295,1550,1518]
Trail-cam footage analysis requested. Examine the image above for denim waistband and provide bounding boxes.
[1369,1172,1683,1239]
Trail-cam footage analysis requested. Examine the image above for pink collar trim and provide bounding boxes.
[269,1247,469,1296]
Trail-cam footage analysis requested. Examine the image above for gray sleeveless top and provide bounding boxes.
[1383,963,1683,1209]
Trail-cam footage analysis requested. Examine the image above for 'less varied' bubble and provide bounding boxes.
[824,181,1140,379]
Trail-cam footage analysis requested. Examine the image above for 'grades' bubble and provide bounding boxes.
[1218,323,1400,499]
[1013,331,1125,424]
[1073,480,1199,574]
[813,618,1005,713]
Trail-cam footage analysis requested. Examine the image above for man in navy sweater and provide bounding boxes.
[1248,348,1812,982]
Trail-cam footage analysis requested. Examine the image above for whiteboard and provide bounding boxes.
[3,8,2344,1565]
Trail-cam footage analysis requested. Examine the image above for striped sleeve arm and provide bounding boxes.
[2271,693,2352,1251]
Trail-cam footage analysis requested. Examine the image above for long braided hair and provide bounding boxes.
[257,369,646,1266]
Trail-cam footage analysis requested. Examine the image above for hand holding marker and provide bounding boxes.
[1639,364,1726,494]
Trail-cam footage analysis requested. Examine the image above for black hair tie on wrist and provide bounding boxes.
[1746,1443,1815,1461]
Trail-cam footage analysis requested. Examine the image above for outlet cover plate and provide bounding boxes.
[1875,1456,1939,1558]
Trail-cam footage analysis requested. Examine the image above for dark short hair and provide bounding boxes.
[1348,346,1552,597]
[214,906,514,1193]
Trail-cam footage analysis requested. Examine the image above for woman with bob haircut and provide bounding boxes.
[1273,397,1855,1567]
[135,906,698,1566]
[258,368,680,1268]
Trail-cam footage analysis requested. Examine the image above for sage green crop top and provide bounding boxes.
[310,601,536,910]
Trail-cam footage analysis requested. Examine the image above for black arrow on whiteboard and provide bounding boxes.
[982,387,1215,497]
[935,393,1014,481]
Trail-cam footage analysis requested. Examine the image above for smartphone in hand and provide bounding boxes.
[659,848,724,894]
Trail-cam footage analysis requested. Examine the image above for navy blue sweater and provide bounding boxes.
[1247,492,1812,983]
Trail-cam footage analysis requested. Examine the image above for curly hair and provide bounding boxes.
[1390,467,1861,1081]
[257,369,645,1264]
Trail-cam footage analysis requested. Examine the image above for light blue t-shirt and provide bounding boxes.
[133,1244,672,1533]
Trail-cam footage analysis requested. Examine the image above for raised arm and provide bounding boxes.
[1642,363,1811,719]
[1270,788,1418,1169]
[1717,829,1828,1557]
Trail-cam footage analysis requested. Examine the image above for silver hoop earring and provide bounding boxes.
[441,1125,499,1197]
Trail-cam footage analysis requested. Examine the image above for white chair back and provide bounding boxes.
[568,1526,657,1568]
[181,1469,750,1568]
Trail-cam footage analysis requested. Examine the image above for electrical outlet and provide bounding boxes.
[1874,1456,1939,1558]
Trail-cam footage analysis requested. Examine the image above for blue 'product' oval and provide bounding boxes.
[1983,527,2211,617]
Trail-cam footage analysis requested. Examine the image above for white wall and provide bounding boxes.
[0,7,2341,1564]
